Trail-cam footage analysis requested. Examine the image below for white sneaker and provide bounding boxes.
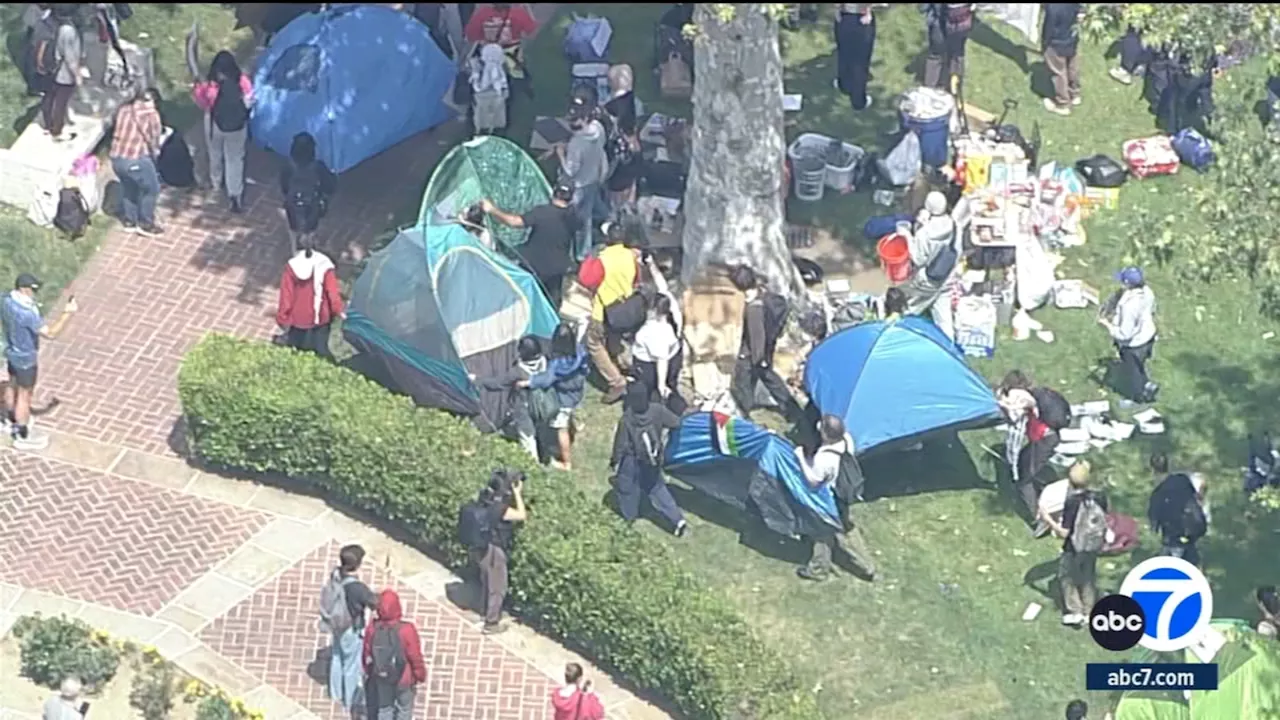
[13,433,50,451]
[1071,96,1082,106]
[1061,613,1083,626]
[1109,67,1133,85]
[1043,97,1071,116]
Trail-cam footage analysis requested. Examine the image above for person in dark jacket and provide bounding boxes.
[1109,26,1152,86]
[609,380,688,536]
[835,4,877,110]
[728,265,803,422]
[1148,471,1208,567]
[922,3,974,92]
[528,322,588,471]
[471,336,549,460]
[1041,3,1083,115]
[362,589,427,719]
[280,132,337,254]
[468,468,527,634]
[482,184,576,308]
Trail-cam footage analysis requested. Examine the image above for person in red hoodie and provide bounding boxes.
[551,663,605,720]
[362,589,426,720]
[276,235,344,359]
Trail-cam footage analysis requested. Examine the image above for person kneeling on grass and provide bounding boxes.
[609,380,688,537]
[528,322,589,471]
[470,336,553,461]
[795,414,876,582]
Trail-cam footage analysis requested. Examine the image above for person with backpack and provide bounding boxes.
[458,468,527,634]
[528,322,588,471]
[902,191,961,338]
[631,254,686,414]
[22,4,53,97]
[276,235,345,359]
[609,380,689,536]
[38,4,83,142]
[1041,3,1083,116]
[1042,461,1107,627]
[471,336,552,461]
[728,265,803,423]
[835,4,877,111]
[319,544,378,713]
[550,662,605,720]
[109,87,165,236]
[581,222,643,404]
[280,132,337,254]
[1147,471,1208,567]
[193,50,253,213]
[362,589,426,719]
[922,3,974,92]
[795,414,876,582]
[1098,266,1158,405]
[606,107,644,216]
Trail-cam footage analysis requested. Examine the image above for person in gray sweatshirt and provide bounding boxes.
[1099,266,1158,404]
[557,99,610,260]
[41,3,82,141]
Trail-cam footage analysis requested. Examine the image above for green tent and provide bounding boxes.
[417,135,553,252]
[1113,620,1280,720]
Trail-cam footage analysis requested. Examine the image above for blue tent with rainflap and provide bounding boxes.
[664,412,843,538]
[343,224,560,432]
[251,4,455,173]
[804,316,1002,455]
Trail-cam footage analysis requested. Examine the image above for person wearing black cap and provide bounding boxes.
[2,273,77,450]
[482,184,576,309]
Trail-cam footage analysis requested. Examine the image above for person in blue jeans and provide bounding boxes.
[109,88,165,236]
[326,544,377,712]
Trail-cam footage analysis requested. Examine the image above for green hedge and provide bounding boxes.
[178,335,821,720]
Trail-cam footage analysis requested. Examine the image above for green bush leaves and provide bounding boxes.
[177,335,820,719]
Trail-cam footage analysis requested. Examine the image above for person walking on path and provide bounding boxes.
[3,273,76,452]
[482,183,576,309]
[922,3,974,92]
[280,132,337,254]
[1042,461,1108,627]
[193,50,253,213]
[1099,266,1158,405]
[40,4,82,142]
[460,469,527,634]
[795,415,876,582]
[362,589,427,720]
[835,4,876,111]
[609,380,689,537]
[276,236,345,359]
[110,88,166,237]
[1041,3,1084,116]
[551,663,605,720]
[319,544,378,713]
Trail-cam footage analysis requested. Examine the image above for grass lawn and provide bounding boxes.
[518,6,1280,718]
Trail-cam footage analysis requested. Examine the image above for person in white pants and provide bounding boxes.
[193,50,254,213]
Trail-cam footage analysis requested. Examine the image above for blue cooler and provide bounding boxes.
[903,112,950,168]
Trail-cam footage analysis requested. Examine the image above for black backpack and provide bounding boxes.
[1181,496,1208,541]
[1076,155,1128,188]
[457,501,494,551]
[53,188,90,239]
[760,293,791,357]
[924,222,959,283]
[368,622,407,687]
[287,162,324,213]
[1030,387,1072,431]
[211,75,249,133]
[825,448,866,531]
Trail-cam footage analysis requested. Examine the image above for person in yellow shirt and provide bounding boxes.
[587,224,641,403]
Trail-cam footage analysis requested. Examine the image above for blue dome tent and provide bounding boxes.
[251,4,455,173]
[343,224,560,432]
[803,316,1002,455]
[664,412,843,538]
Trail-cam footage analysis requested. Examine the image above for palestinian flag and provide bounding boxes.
[711,412,742,457]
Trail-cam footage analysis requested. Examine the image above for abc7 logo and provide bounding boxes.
[1089,594,1146,651]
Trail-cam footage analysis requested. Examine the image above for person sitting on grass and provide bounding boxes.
[528,322,589,471]
[470,336,550,461]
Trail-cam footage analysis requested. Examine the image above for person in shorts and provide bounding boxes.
[3,273,77,450]
[279,132,336,253]
[529,322,588,470]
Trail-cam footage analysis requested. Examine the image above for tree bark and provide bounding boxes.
[681,4,803,298]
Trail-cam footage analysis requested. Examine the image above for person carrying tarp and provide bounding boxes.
[794,415,875,582]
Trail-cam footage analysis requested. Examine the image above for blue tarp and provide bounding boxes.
[251,5,455,173]
[804,316,1002,454]
[665,412,842,537]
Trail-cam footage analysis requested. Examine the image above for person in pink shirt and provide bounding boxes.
[550,663,604,720]
[192,50,253,212]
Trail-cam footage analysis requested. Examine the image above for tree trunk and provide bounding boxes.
[681,4,803,299]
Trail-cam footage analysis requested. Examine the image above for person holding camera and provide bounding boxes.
[458,469,527,634]
[550,662,605,720]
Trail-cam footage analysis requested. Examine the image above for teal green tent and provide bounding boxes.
[1113,620,1280,720]
[417,136,553,251]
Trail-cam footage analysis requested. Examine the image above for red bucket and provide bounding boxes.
[877,233,912,284]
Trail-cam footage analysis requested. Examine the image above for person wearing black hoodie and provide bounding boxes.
[728,265,803,423]
[1041,3,1083,116]
[609,381,688,536]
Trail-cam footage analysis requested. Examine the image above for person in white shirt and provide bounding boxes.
[1099,266,1158,404]
[630,255,686,412]
[793,415,876,582]
[42,677,84,720]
